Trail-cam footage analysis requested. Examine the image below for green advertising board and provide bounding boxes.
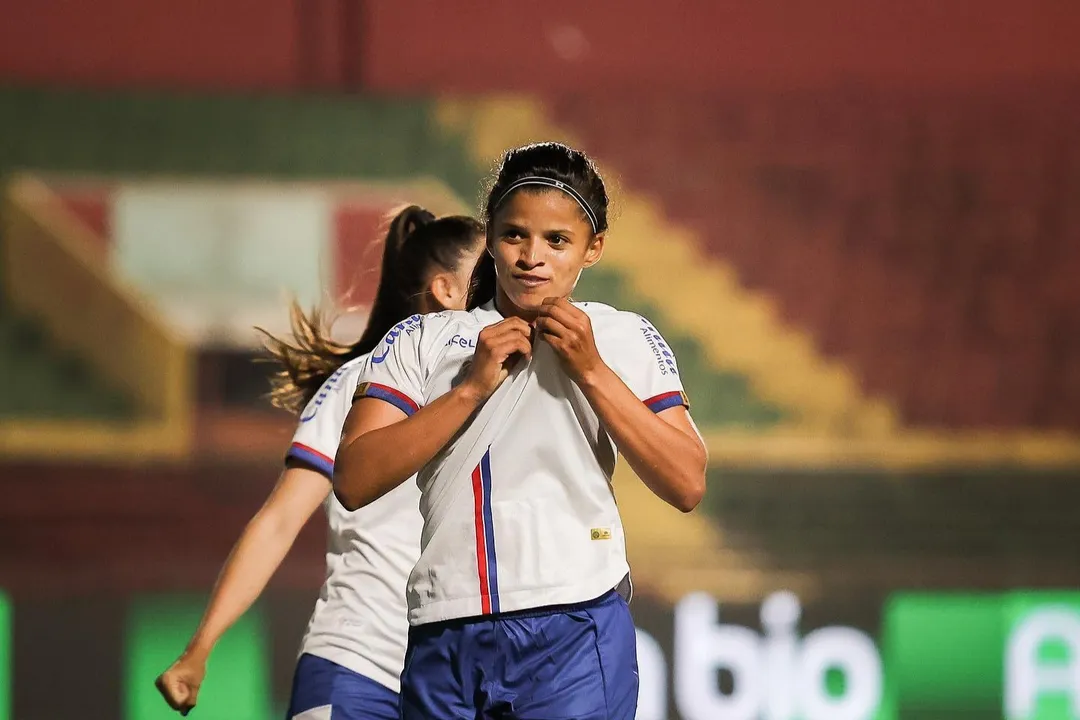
[0,592,9,720]
[123,595,273,720]
[2,588,1078,718]
[881,591,1080,720]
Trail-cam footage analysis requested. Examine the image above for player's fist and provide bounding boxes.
[534,298,603,384]
[461,317,532,401]
[155,655,205,716]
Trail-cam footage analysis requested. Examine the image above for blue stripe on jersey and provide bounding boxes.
[356,382,420,416]
[287,442,335,478]
[480,450,500,613]
[645,390,689,413]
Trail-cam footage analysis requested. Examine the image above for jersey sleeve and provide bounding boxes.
[284,365,355,480]
[352,314,426,416]
[615,314,690,413]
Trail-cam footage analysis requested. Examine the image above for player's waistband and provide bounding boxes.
[414,589,622,630]
[496,589,622,620]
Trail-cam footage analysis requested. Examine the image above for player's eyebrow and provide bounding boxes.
[543,227,576,238]
[497,220,578,238]
[497,220,528,234]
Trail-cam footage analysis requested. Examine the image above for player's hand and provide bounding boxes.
[535,298,604,384]
[460,317,533,401]
[155,655,205,716]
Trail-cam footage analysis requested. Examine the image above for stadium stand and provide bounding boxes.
[0,86,782,432]
[550,90,1080,431]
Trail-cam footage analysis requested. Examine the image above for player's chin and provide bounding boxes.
[506,285,552,312]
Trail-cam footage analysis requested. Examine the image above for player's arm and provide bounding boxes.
[334,390,483,510]
[155,466,329,714]
[577,375,706,512]
[180,466,328,658]
[334,317,532,511]
[536,300,707,512]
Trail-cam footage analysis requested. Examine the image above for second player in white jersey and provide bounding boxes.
[155,207,486,720]
[352,301,688,624]
[285,355,422,690]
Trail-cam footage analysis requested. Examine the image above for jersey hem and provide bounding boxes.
[286,443,335,478]
[295,644,401,694]
[644,390,690,413]
[406,563,631,626]
[355,382,421,416]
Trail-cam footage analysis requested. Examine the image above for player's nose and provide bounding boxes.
[516,236,545,267]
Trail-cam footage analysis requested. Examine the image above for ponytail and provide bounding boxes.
[353,206,435,357]
[262,205,482,414]
[261,301,355,414]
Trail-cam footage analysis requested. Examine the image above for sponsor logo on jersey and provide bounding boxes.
[371,314,423,364]
[639,317,679,376]
[299,364,349,422]
[445,333,477,350]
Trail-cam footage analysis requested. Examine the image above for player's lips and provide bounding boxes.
[512,273,550,288]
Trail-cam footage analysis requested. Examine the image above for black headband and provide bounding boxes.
[492,176,599,233]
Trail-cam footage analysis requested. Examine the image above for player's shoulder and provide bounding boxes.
[334,352,370,382]
[318,352,370,395]
[369,307,496,364]
[411,307,492,342]
[368,313,428,363]
[576,301,655,335]
[297,352,370,424]
[424,307,479,328]
[384,312,427,338]
[427,304,502,334]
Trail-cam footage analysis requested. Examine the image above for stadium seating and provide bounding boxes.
[0,87,477,197]
[551,90,1080,431]
[0,87,477,422]
[0,296,134,419]
[0,86,783,430]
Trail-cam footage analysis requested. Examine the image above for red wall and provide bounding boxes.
[2,0,1078,92]
[0,0,359,91]
[362,0,1080,92]
[0,459,324,594]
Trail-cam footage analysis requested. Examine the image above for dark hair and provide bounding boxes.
[484,141,609,233]
[471,142,609,305]
[262,205,482,413]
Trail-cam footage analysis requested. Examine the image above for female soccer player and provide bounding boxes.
[155,207,486,719]
[336,142,708,719]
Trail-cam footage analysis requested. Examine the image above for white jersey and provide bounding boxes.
[354,301,688,625]
[285,355,423,692]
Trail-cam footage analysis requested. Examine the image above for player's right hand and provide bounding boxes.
[461,317,533,401]
[155,655,205,716]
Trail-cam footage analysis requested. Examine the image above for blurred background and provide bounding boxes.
[2,1,1080,718]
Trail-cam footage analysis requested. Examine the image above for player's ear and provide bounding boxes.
[582,232,604,269]
[428,272,457,311]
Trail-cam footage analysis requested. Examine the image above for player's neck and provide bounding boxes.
[494,288,539,322]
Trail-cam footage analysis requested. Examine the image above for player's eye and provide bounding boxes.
[549,235,568,246]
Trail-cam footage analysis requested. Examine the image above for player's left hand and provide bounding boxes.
[155,654,204,716]
[534,298,604,384]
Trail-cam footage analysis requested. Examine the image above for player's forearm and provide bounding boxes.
[578,365,707,512]
[183,511,299,660]
[334,385,484,510]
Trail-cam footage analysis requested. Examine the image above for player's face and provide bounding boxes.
[488,189,603,315]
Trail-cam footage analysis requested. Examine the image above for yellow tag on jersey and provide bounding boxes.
[591,528,612,541]
[353,382,371,402]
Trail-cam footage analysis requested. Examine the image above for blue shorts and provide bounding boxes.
[400,590,638,720]
[286,653,399,720]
